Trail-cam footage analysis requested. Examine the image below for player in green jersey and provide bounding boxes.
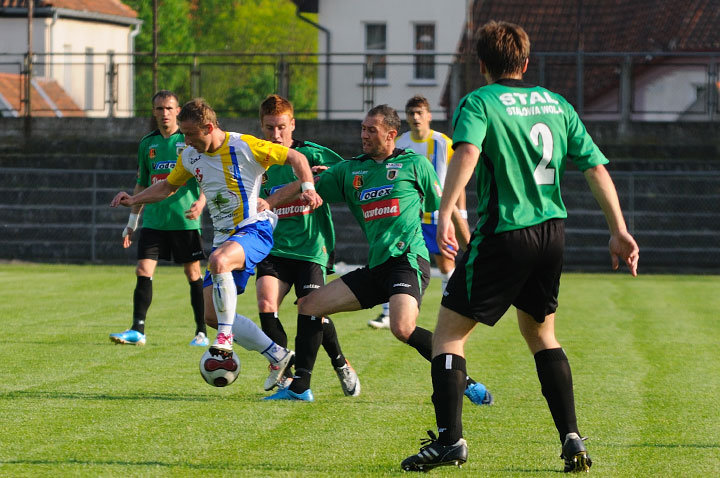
[255,95,359,396]
[401,21,639,473]
[265,105,490,404]
[109,90,208,347]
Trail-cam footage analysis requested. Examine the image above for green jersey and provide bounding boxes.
[136,129,201,231]
[452,79,608,238]
[316,148,442,268]
[260,140,343,269]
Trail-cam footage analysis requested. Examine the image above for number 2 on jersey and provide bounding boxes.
[530,123,555,185]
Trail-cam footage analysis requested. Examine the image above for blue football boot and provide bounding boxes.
[109,329,146,346]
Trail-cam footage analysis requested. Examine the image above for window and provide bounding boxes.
[365,23,386,81]
[414,23,435,80]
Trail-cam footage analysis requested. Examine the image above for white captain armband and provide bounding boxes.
[459,209,468,219]
[301,181,315,192]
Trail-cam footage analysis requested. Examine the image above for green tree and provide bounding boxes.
[126,0,318,117]
[124,0,196,113]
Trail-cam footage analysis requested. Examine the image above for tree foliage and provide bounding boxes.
[124,0,318,117]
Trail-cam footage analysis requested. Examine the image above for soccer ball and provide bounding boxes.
[199,349,241,387]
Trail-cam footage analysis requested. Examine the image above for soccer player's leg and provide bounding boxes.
[110,228,160,345]
[297,261,360,397]
[267,276,362,401]
[172,229,207,346]
[401,307,475,472]
[206,241,244,356]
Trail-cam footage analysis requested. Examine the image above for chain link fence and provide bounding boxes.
[2,167,719,273]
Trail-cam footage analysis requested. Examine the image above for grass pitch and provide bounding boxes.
[0,263,718,477]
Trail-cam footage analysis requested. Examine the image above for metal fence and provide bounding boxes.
[1,51,718,120]
[2,167,719,273]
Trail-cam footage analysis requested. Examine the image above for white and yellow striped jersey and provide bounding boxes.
[396,130,453,225]
[167,132,289,246]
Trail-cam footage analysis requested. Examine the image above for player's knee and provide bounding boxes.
[390,321,414,342]
[207,251,228,274]
[257,297,275,313]
[297,294,320,316]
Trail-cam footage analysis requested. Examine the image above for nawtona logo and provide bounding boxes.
[361,198,400,221]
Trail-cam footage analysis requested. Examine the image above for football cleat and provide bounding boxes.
[263,350,295,391]
[263,387,314,402]
[367,313,390,329]
[208,332,234,358]
[401,430,468,472]
[109,329,146,346]
[561,433,592,473]
[335,359,361,396]
[464,382,494,405]
[189,332,209,347]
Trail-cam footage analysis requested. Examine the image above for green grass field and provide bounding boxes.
[0,263,718,477]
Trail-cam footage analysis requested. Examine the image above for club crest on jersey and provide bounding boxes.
[194,168,203,182]
[387,169,399,180]
[149,147,156,159]
[353,175,364,190]
[359,184,394,201]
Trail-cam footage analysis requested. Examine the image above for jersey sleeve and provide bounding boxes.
[136,139,150,187]
[452,94,488,151]
[565,103,609,171]
[166,154,193,186]
[315,161,347,203]
[443,133,454,164]
[415,155,443,212]
[241,134,289,170]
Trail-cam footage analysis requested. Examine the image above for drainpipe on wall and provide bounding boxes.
[129,21,142,116]
[295,7,331,119]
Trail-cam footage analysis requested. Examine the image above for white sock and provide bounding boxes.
[212,272,237,336]
[441,269,454,294]
[382,302,390,317]
[231,314,273,354]
[261,342,290,364]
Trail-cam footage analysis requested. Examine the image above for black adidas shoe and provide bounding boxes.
[401,430,468,472]
[561,433,592,473]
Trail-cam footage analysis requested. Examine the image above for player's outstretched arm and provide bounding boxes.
[437,142,480,259]
[583,164,639,276]
[285,149,322,209]
[111,179,179,208]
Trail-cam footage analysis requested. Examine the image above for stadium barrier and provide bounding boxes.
[2,167,719,273]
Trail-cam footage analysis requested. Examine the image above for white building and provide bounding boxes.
[0,0,141,117]
[295,0,469,119]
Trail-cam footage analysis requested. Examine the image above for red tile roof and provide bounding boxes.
[447,0,720,109]
[0,0,137,19]
[0,72,84,117]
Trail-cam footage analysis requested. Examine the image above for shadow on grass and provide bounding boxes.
[0,390,265,402]
[0,458,218,470]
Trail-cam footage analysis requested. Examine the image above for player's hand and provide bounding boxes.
[122,228,134,248]
[437,215,459,261]
[300,189,323,210]
[111,191,133,208]
[609,230,639,277]
[185,200,203,220]
[257,197,270,212]
[311,165,329,174]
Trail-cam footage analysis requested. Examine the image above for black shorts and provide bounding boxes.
[137,228,205,264]
[442,219,564,325]
[340,252,430,309]
[256,254,326,299]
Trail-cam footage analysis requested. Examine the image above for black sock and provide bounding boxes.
[432,353,466,445]
[189,278,205,335]
[132,276,152,334]
[534,347,580,443]
[289,314,323,393]
[259,312,287,348]
[321,317,346,368]
[406,326,433,361]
